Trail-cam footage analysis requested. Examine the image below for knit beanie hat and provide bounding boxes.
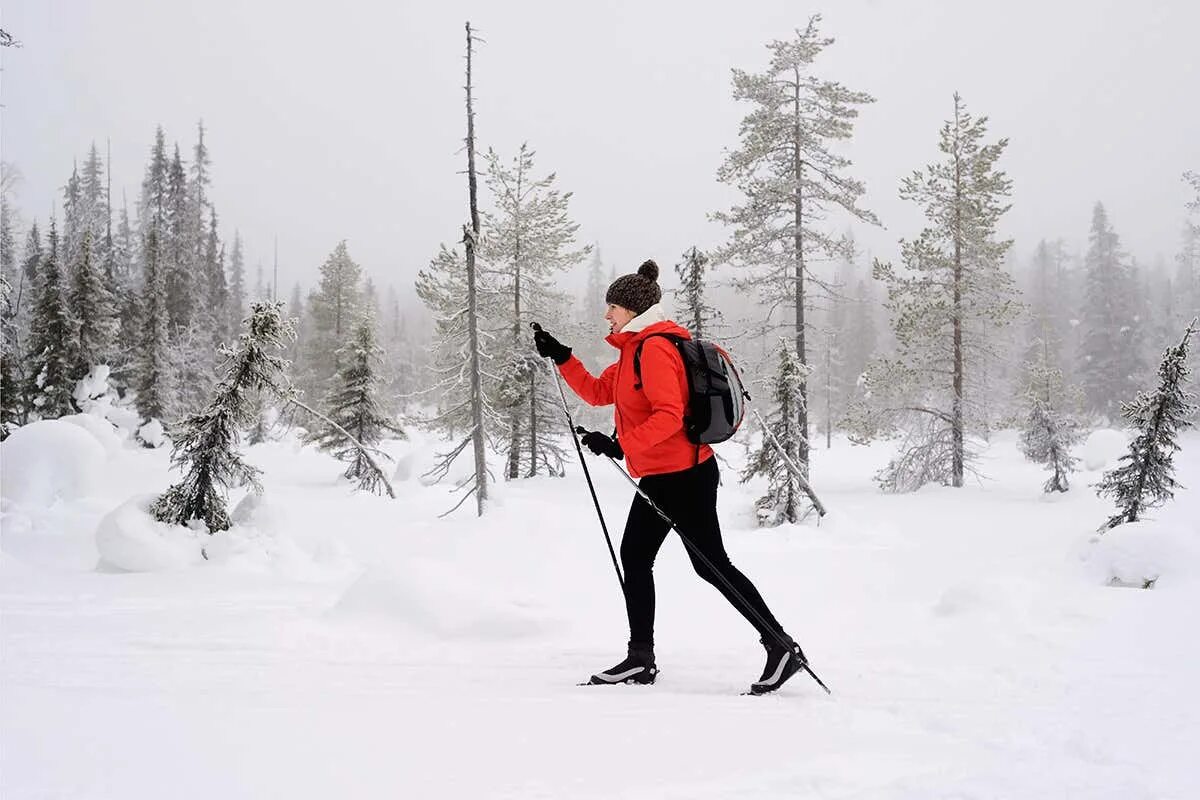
[605,260,662,316]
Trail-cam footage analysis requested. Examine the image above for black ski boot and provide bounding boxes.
[748,633,806,695]
[584,641,657,685]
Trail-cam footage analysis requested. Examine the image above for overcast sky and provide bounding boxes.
[3,0,1197,299]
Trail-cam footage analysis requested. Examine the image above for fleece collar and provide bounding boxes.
[619,303,666,334]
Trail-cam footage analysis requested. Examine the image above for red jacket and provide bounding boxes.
[559,318,713,478]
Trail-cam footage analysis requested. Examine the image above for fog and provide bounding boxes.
[3,0,1197,294]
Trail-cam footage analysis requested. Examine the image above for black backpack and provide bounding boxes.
[632,333,750,445]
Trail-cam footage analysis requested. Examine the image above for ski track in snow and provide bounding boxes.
[2,428,1199,799]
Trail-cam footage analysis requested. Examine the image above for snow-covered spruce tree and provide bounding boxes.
[111,197,141,373]
[1,273,19,438]
[1177,173,1200,376]
[227,231,247,330]
[1096,320,1198,530]
[848,94,1018,491]
[134,225,175,424]
[572,247,612,371]
[0,163,18,291]
[26,218,76,418]
[1077,203,1144,420]
[305,316,404,494]
[1023,240,1072,374]
[67,231,118,379]
[300,240,362,400]
[1019,342,1081,493]
[163,144,196,335]
[132,127,176,423]
[674,246,721,339]
[713,15,879,483]
[150,302,295,532]
[742,338,810,526]
[480,143,589,479]
[415,243,501,478]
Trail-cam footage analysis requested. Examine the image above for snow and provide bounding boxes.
[1080,427,1128,470]
[137,418,166,448]
[1085,517,1200,588]
[0,418,109,507]
[72,365,143,437]
[3,427,1199,798]
[94,494,205,572]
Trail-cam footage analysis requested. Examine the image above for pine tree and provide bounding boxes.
[1024,239,1071,370]
[714,16,879,482]
[1078,203,1143,420]
[67,231,118,377]
[742,339,809,526]
[416,244,501,444]
[163,144,195,334]
[673,246,720,338]
[302,240,363,399]
[305,316,403,493]
[283,281,304,374]
[151,302,295,532]
[202,207,228,351]
[0,163,19,291]
[1096,321,1198,529]
[135,225,175,423]
[576,247,610,368]
[481,143,588,479]
[1019,342,1081,493]
[1,272,19,438]
[62,163,84,269]
[78,144,110,270]
[26,219,75,418]
[112,197,141,375]
[849,94,1017,491]
[227,231,247,327]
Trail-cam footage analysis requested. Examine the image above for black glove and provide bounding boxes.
[580,429,624,460]
[533,328,572,365]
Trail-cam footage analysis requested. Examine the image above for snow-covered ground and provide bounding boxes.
[3,418,1199,799]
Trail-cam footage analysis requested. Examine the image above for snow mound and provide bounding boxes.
[61,412,125,454]
[95,495,205,572]
[1,419,109,506]
[203,493,354,580]
[137,419,167,448]
[73,365,141,439]
[330,563,549,640]
[392,452,414,482]
[1081,428,1127,471]
[1086,519,1200,588]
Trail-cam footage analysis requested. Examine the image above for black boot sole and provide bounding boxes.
[745,655,803,696]
[579,668,658,686]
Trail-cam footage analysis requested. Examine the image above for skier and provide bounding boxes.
[533,259,807,695]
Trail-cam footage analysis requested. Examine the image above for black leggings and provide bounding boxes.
[620,456,784,646]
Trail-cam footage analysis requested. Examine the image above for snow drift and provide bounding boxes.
[1,418,109,507]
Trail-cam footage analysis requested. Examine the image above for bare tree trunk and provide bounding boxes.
[464,21,488,515]
[506,162,524,480]
[526,368,538,478]
[951,95,965,488]
[825,330,832,449]
[793,71,810,476]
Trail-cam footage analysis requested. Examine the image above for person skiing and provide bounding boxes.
[533,259,807,695]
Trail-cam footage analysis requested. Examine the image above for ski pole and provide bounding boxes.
[748,406,827,518]
[531,323,624,593]
[583,436,831,696]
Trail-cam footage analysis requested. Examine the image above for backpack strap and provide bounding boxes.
[632,333,686,390]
